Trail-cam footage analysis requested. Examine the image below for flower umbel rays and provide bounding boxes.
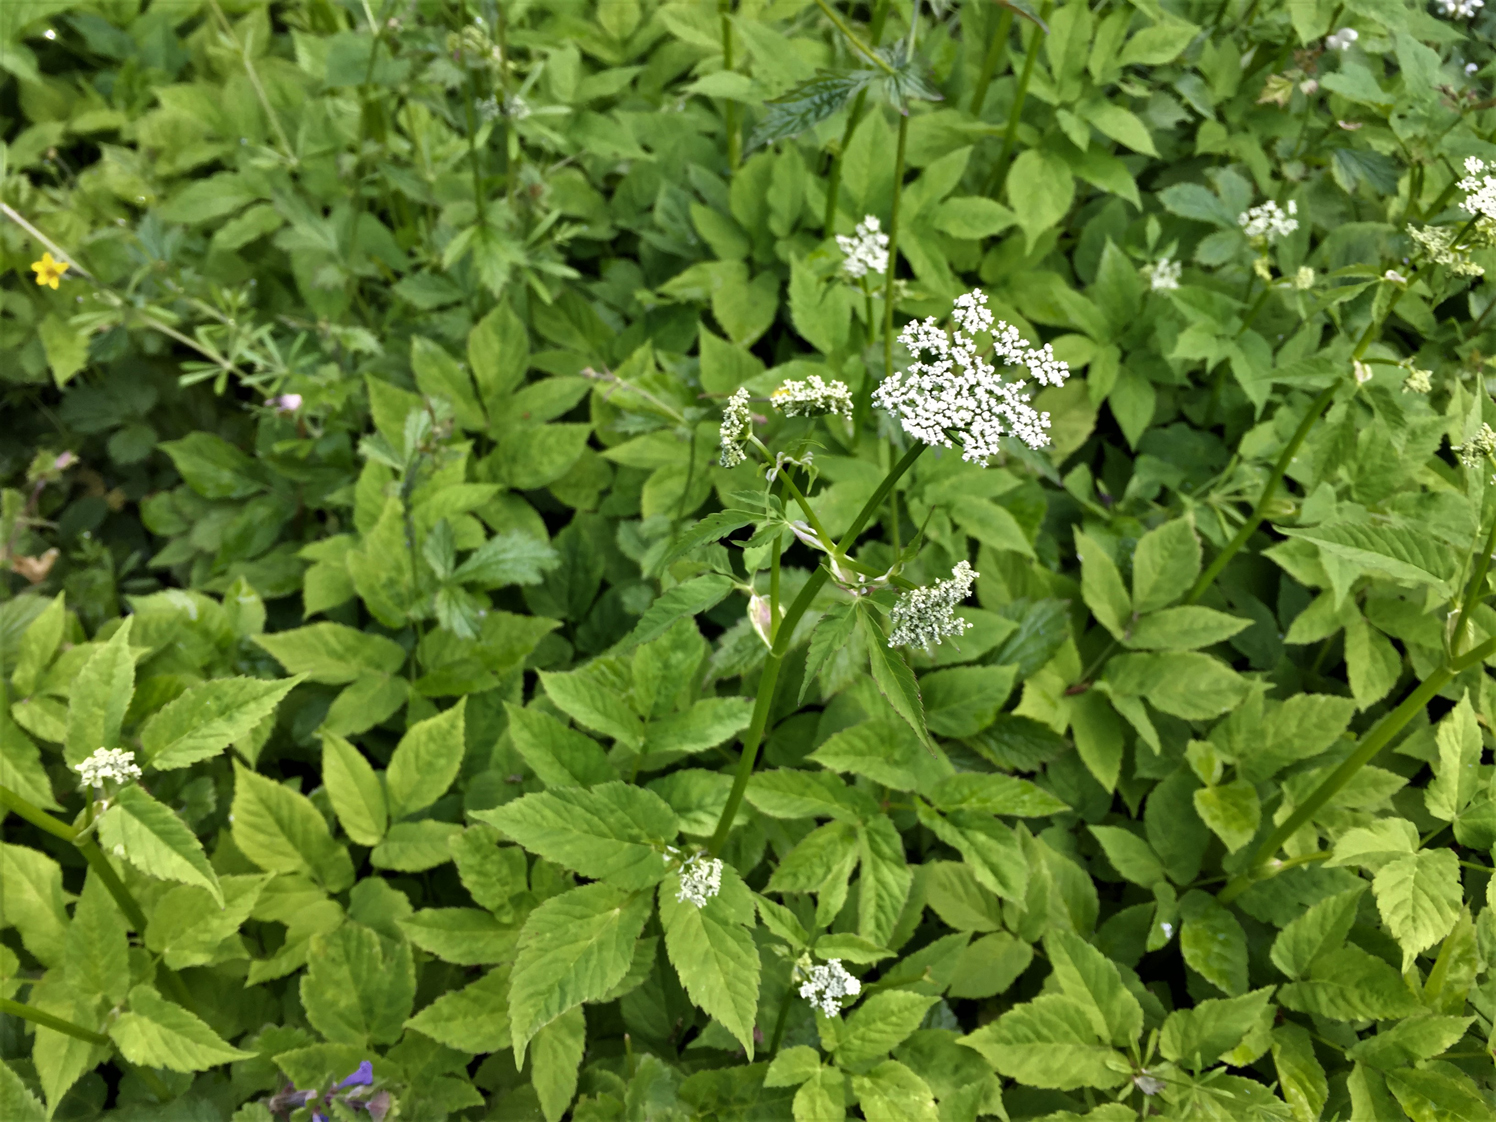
[836,215,890,279]
[1410,224,1485,276]
[798,957,861,1017]
[1238,200,1299,243]
[718,387,753,468]
[875,289,1069,458]
[75,747,142,789]
[664,846,723,907]
[31,252,69,289]
[888,561,978,652]
[770,375,853,417]
[1141,258,1181,291]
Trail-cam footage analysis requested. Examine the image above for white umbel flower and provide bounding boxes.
[1438,0,1483,17]
[1353,360,1374,385]
[1238,200,1299,242]
[671,851,723,908]
[875,289,1069,458]
[836,215,890,279]
[1459,158,1496,220]
[718,388,753,468]
[1141,258,1181,291]
[1458,424,1496,468]
[1325,27,1358,49]
[75,748,142,788]
[1291,266,1316,289]
[798,958,861,1016]
[1411,224,1485,276]
[771,375,853,417]
[888,561,978,651]
[1402,368,1433,393]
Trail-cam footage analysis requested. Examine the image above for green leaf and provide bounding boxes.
[1075,531,1131,639]
[809,716,943,792]
[469,302,530,410]
[1346,1013,1475,1069]
[0,710,61,812]
[1373,848,1462,971]
[63,873,130,1005]
[924,772,1069,817]
[321,732,388,846]
[1159,988,1274,1070]
[506,702,614,788]
[0,1058,45,1122]
[1007,149,1075,249]
[1089,825,1166,887]
[621,574,736,649]
[385,699,466,820]
[28,973,106,1108]
[1426,692,1481,823]
[452,531,559,588]
[1278,945,1424,1020]
[412,336,485,432]
[918,804,1026,903]
[1344,612,1401,710]
[923,861,1003,932]
[660,863,760,1057]
[0,843,69,966]
[835,991,939,1069]
[851,1060,938,1122]
[475,781,678,889]
[346,497,419,628]
[1180,896,1248,995]
[1118,18,1202,66]
[1104,652,1248,720]
[1273,1022,1329,1122]
[947,932,1034,999]
[644,698,754,757]
[1044,929,1144,1047]
[1069,690,1124,793]
[508,882,653,1063]
[11,591,64,697]
[404,965,512,1053]
[801,603,859,704]
[663,511,757,568]
[540,666,645,748]
[531,1004,586,1122]
[139,675,301,770]
[960,994,1129,1090]
[64,616,135,767]
[1384,1067,1496,1122]
[370,820,463,872]
[231,762,355,892]
[1283,521,1459,598]
[253,623,407,684]
[1125,606,1249,651]
[159,433,264,499]
[1131,518,1201,613]
[920,665,1017,738]
[1080,99,1157,156]
[449,825,528,915]
[99,785,222,905]
[859,609,934,753]
[1192,780,1260,853]
[300,923,416,1046]
[1271,885,1366,980]
[108,985,253,1071]
[858,813,914,947]
[749,70,875,149]
[398,907,518,965]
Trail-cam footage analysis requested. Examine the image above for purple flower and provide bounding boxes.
[334,1062,373,1090]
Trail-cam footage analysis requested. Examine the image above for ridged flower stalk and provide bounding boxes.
[967,7,1013,116]
[987,0,1053,194]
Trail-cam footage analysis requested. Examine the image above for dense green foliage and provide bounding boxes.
[9,0,1496,1118]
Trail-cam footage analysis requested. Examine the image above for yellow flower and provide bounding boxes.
[31,252,69,289]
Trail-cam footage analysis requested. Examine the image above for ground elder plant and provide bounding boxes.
[12,0,1496,1120]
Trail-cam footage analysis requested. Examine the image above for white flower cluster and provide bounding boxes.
[799,958,861,1016]
[1353,360,1374,385]
[718,388,753,468]
[1410,224,1485,276]
[1438,0,1483,17]
[770,375,853,417]
[888,561,978,651]
[668,849,723,908]
[1238,200,1299,242]
[1292,266,1316,289]
[1458,423,1496,468]
[1325,27,1358,50]
[836,215,890,279]
[1460,158,1496,221]
[1403,368,1433,393]
[1141,258,1181,291]
[75,747,142,788]
[874,289,1069,457]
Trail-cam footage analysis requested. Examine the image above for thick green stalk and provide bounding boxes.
[880,113,910,396]
[707,444,926,855]
[719,0,740,170]
[824,89,869,235]
[1186,382,1338,603]
[0,997,110,1045]
[968,8,1013,116]
[987,0,1052,195]
[1454,512,1496,655]
[1217,634,1496,905]
[813,0,897,73]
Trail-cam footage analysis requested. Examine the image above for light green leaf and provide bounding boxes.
[508,882,653,1063]
[63,616,135,767]
[139,675,302,770]
[300,923,416,1047]
[1278,945,1424,1020]
[404,965,512,1053]
[531,1004,586,1122]
[1284,521,1458,598]
[1271,885,1366,980]
[1273,1022,1329,1122]
[63,873,130,1005]
[1089,825,1166,887]
[109,985,253,1071]
[0,843,69,966]
[1104,652,1248,720]
[1427,692,1481,822]
[253,623,407,684]
[1192,780,1260,853]
[622,574,736,649]
[370,820,463,872]
[1076,530,1131,639]
[506,702,615,788]
[1125,606,1250,651]
[321,733,387,846]
[924,772,1069,817]
[231,762,355,892]
[397,907,518,965]
[1131,519,1201,613]
[99,785,222,906]
[1044,929,1143,1047]
[11,592,65,697]
[1373,849,1462,971]
[1181,897,1248,995]
[540,667,645,748]
[1008,148,1075,249]
[850,1060,938,1122]
[659,863,761,1057]
[0,1058,45,1122]
[836,991,939,1069]
[1384,1067,1496,1122]
[385,698,466,820]
[644,697,754,757]
[960,994,1129,1090]
[860,609,935,752]
[1159,988,1274,1070]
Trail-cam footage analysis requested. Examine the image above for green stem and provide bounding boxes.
[1186,382,1338,604]
[880,112,910,397]
[968,8,1013,117]
[1218,635,1496,905]
[813,0,897,74]
[824,89,869,235]
[0,997,110,1045]
[707,444,926,856]
[719,0,740,170]
[987,0,1051,196]
[1455,510,1496,656]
